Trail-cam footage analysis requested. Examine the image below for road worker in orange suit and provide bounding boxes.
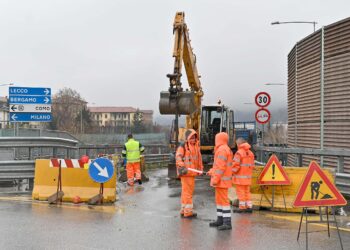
[176,129,203,218]
[232,137,255,213]
[207,132,233,230]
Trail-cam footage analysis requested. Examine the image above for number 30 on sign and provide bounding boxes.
[255,92,271,108]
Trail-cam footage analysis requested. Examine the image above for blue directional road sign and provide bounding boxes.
[10,113,52,122]
[9,87,51,96]
[9,96,51,104]
[89,158,115,183]
[9,86,52,123]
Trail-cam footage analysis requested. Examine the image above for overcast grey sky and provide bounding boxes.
[0,0,349,122]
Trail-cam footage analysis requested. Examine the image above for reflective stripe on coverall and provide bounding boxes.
[232,142,255,209]
[175,129,203,217]
[208,132,233,222]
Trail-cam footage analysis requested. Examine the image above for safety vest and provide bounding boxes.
[124,139,141,163]
[211,144,233,188]
[232,143,255,185]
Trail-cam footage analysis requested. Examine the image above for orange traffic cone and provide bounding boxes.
[72,196,82,204]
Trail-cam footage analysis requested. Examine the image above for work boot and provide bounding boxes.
[209,216,223,227]
[233,208,246,213]
[184,212,197,218]
[217,218,232,230]
[137,179,142,185]
[245,208,253,213]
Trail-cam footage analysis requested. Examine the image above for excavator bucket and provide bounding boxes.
[159,91,197,115]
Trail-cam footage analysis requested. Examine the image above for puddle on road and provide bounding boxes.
[150,175,169,189]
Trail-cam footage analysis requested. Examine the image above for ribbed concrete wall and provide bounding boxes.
[287,17,350,173]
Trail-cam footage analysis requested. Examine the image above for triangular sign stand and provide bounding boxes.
[293,161,347,207]
[294,161,347,250]
[257,154,291,211]
[257,154,291,185]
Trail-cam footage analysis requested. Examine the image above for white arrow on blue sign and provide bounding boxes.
[89,158,115,183]
[9,96,51,104]
[10,113,52,122]
[10,104,51,113]
[9,87,51,96]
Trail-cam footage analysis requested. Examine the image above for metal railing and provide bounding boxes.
[0,136,170,192]
[0,137,79,160]
[143,154,170,167]
[0,161,35,180]
[0,154,170,181]
[254,145,350,195]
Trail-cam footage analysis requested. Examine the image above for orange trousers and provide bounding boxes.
[215,187,230,206]
[180,176,195,216]
[236,185,252,209]
[215,187,231,220]
[126,162,141,185]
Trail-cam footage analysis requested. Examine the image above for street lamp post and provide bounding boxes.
[265,83,285,86]
[271,21,317,32]
[0,83,14,87]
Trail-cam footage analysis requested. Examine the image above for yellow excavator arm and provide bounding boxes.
[159,12,203,139]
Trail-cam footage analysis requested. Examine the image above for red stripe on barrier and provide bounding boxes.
[51,158,60,167]
[65,159,74,168]
[78,160,85,168]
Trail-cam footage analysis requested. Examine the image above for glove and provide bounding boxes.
[210,176,220,186]
[178,166,188,176]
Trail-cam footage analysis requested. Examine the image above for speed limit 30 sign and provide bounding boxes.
[255,92,271,108]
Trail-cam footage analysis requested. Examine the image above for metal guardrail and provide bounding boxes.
[336,173,350,196]
[0,161,35,180]
[0,137,79,148]
[0,154,170,182]
[0,137,80,161]
[144,154,170,165]
[254,145,350,196]
[79,144,169,157]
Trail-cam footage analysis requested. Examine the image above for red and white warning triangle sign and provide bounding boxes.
[293,161,347,207]
[257,154,291,185]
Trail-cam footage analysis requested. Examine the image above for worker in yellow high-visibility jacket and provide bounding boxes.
[122,134,145,186]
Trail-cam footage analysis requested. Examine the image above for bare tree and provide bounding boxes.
[48,88,92,133]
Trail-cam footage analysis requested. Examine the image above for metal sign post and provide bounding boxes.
[297,207,344,250]
[48,160,64,204]
[255,92,271,162]
[88,158,115,205]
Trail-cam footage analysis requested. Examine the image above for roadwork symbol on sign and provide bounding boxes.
[257,154,291,185]
[293,161,347,207]
[89,158,115,183]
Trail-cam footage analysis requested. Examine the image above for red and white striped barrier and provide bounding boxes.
[50,159,92,169]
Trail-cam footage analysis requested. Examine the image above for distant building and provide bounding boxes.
[141,110,153,125]
[88,106,153,132]
[0,96,9,128]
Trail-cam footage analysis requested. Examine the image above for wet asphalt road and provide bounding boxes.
[0,168,349,250]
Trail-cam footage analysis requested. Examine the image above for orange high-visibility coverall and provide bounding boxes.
[232,142,255,210]
[208,132,233,226]
[176,129,203,217]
